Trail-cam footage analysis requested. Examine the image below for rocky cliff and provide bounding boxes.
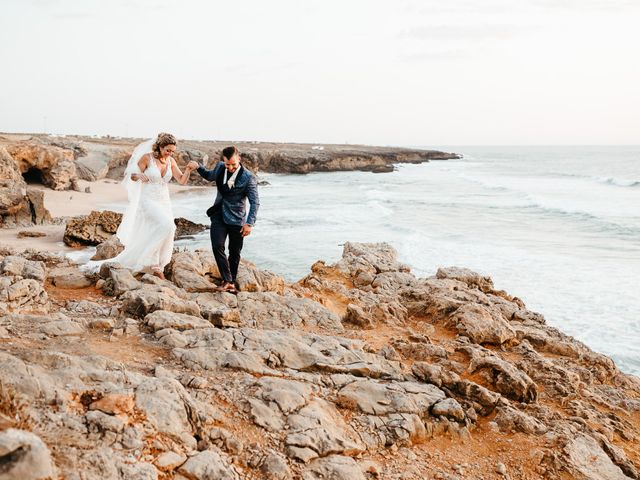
[0,145,53,228]
[0,242,638,480]
[0,133,458,228]
[0,133,460,181]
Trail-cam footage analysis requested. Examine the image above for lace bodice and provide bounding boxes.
[145,156,173,185]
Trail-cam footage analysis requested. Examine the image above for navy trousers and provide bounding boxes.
[210,215,244,283]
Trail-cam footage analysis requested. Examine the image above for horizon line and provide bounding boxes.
[1,131,638,149]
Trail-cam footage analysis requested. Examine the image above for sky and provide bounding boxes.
[1,0,639,146]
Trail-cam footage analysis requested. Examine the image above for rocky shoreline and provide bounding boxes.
[0,132,459,230]
[2,132,460,179]
[0,241,638,479]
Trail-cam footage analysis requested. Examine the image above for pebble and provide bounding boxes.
[488,421,500,432]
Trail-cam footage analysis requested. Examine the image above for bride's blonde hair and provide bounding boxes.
[152,132,177,158]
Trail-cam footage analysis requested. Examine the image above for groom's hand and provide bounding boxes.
[187,161,199,171]
[240,224,252,237]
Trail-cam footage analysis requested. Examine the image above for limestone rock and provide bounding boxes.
[48,266,93,289]
[338,242,410,276]
[0,146,24,184]
[177,449,239,480]
[0,177,30,227]
[0,148,31,227]
[25,187,52,225]
[0,429,56,480]
[118,462,158,480]
[248,398,285,431]
[0,255,46,282]
[89,393,135,416]
[0,277,48,310]
[174,216,207,238]
[91,235,124,261]
[285,398,365,461]
[344,303,374,328]
[145,310,213,331]
[236,261,285,293]
[261,451,293,479]
[354,412,429,447]
[449,303,517,345]
[40,318,85,336]
[196,292,240,327]
[7,141,78,190]
[561,433,631,480]
[65,300,111,316]
[337,378,446,416]
[73,142,130,181]
[463,346,538,403]
[100,264,141,296]
[121,285,199,317]
[135,377,197,441]
[392,338,448,361]
[86,410,126,433]
[493,405,547,435]
[63,210,122,247]
[238,292,343,330]
[412,362,501,413]
[431,398,466,421]
[168,250,219,292]
[302,455,366,480]
[155,451,187,472]
[174,327,401,379]
[436,266,495,292]
[16,231,46,238]
[0,351,43,398]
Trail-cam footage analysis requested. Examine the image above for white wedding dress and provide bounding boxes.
[86,139,176,273]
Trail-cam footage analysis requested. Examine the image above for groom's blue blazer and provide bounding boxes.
[196,162,260,226]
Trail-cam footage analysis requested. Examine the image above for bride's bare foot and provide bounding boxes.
[152,267,166,280]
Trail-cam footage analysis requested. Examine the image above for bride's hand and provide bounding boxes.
[131,173,149,183]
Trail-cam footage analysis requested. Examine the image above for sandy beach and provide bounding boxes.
[0,178,207,254]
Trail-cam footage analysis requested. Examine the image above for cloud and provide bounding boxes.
[396,21,540,63]
[222,61,302,76]
[399,24,516,41]
[400,48,468,62]
[398,0,507,14]
[532,0,639,10]
[398,0,639,15]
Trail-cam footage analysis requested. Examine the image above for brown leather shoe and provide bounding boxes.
[219,282,237,294]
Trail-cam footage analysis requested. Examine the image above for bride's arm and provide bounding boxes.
[131,154,150,182]
[171,158,194,185]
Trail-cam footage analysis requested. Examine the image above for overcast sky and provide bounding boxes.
[1,0,639,145]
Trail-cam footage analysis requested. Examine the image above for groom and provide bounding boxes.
[188,146,259,293]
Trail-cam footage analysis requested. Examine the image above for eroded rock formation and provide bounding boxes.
[0,147,53,227]
[63,210,207,247]
[0,243,638,479]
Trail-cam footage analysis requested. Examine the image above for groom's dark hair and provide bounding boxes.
[221,146,238,161]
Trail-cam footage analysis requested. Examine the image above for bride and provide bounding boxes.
[92,132,195,279]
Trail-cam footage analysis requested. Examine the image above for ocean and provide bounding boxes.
[114,146,640,375]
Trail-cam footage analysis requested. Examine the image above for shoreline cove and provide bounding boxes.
[0,140,639,478]
[1,145,638,377]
